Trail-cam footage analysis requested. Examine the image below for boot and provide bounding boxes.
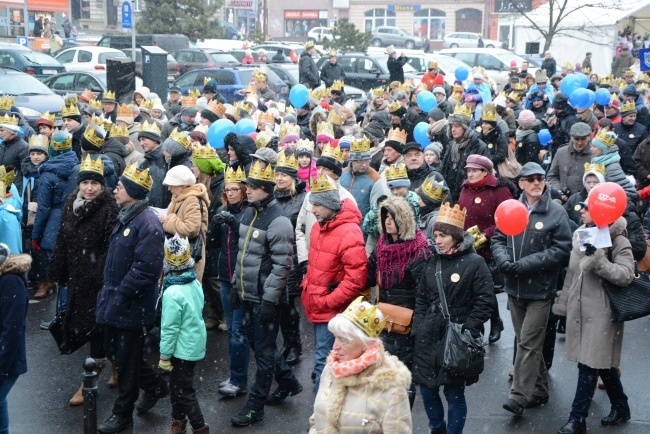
[285,342,302,365]
[192,424,209,434]
[489,317,504,344]
[408,390,416,410]
[70,358,106,405]
[166,419,187,434]
[107,363,118,388]
[33,281,54,299]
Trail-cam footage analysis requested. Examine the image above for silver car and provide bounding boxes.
[444,32,501,49]
[370,26,425,50]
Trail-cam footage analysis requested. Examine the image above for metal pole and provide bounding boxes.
[82,358,98,434]
[131,0,136,61]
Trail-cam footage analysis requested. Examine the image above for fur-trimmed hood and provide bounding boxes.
[0,254,31,277]
[378,196,417,241]
[309,111,328,139]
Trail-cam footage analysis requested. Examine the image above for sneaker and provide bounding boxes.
[265,382,303,405]
[98,413,133,433]
[219,382,247,398]
[231,407,264,427]
[136,381,169,414]
[503,398,525,415]
[219,378,231,388]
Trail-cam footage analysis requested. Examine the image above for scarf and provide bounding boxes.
[467,173,493,189]
[591,152,620,166]
[328,342,382,379]
[73,189,95,215]
[376,229,429,285]
[118,198,150,224]
[450,138,470,169]
[162,269,197,292]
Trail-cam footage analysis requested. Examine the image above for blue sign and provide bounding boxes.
[16,36,28,47]
[640,48,650,72]
[122,1,132,29]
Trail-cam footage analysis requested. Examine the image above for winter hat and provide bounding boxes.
[493,94,507,108]
[432,87,446,96]
[552,92,569,110]
[428,108,445,121]
[465,154,493,172]
[622,85,638,97]
[250,147,278,166]
[517,110,537,129]
[0,243,9,267]
[163,234,195,274]
[309,175,341,211]
[203,79,218,95]
[583,168,605,186]
[196,97,208,112]
[403,142,423,154]
[591,131,617,154]
[316,144,344,177]
[133,86,150,101]
[77,154,106,186]
[162,129,191,158]
[425,142,442,159]
[417,177,449,207]
[283,114,297,124]
[163,165,196,187]
[570,122,592,138]
[275,149,298,179]
[181,106,198,118]
[338,135,353,149]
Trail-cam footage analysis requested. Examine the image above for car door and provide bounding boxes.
[356,57,385,91]
[76,73,104,97]
[55,49,77,71]
[192,51,210,71]
[76,49,93,72]
[45,72,76,95]
[454,52,477,68]
[334,56,359,89]
[174,70,201,93]
[173,51,193,75]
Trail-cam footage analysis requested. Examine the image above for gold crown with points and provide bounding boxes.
[512,82,527,92]
[584,162,606,175]
[255,131,273,149]
[386,127,407,145]
[79,153,104,175]
[428,60,438,69]
[388,100,402,114]
[370,87,385,97]
[88,99,103,110]
[83,122,106,148]
[28,134,49,151]
[482,103,498,122]
[0,165,15,188]
[327,110,342,126]
[453,103,473,118]
[296,139,314,153]
[244,83,257,94]
[638,82,649,91]
[506,91,521,103]
[399,83,413,92]
[80,88,96,101]
[0,113,18,126]
[436,202,467,230]
[116,103,132,118]
[234,100,253,115]
[64,93,78,106]
[188,89,201,98]
[328,49,337,57]
[192,144,217,160]
[110,123,129,138]
[583,67,591,74]
[182,95,197,108]
[350,136,371,153]
[257,111,275,125]
[624,69,635,78]
[421,179,448,202]
[331,80,344,92]
[342,296,387,338]
[310,173,337,194]
[0,95,15,111]
[600,75,613,86]
[100,115,113,130]
[620,100,636,113]
[224,166,246,183]
[168,128,191,149]
[122,163,153,190]
[309,88,321,100]
[253,70,267,82]
[164,234,191,267]
[321,142,344,163]
[61,103,80,118]
[594,129,616,147]
[205,100,226,117]
[140,120,161,136]
[276,151,298,170]
[320,87,331,98]
[279,123,300,141]
[614,78,626,89]
[637,73,650,83]
[50,128,72,150]
[103,90,116,101]
[472,66,485,76]
[203,76,212,86]
[317,121,334,138]
[565,62,574,70]
[247,160,274,182]
[141,99,154,110]
[453,84,465,93]
[38,111,56,124]
[385,163,408,181]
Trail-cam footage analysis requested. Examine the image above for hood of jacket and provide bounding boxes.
[378,196,417,241]
[39,150,78,179]
[21,156,44,178]
[0,254,31,277]
[103,138,129,158]
[320,198,362,231]
[173,183,209,205]
[228,134,256,168]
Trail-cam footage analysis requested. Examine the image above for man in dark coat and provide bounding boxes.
[541,51,557,77]
[548,92,578,156]
[137,121,169,208]
[492,162,572,416]
[319,51,346,88]
[387,46,408,83]
[202,79,226,104]
[163,86,182,119]
[582,52,592,71]
[403,142,444,191]
[614,100,647,154]
[299,42,320,89]
[161,107,197,141]
[0,120,28,192]
[95,164,168,433]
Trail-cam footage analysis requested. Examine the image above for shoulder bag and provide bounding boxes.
[48,287,93,355]
[376,273,414,335]
[435,259,485,377]
[497,145,522,179]
[602,249,650,323]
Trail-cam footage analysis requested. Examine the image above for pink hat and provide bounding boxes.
[517,109,537,129]
[465,154,493,172]
[510,60,517,68]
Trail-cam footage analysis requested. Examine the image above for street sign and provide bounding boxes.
[16,36,27,47]
[144,54,150,64]
[122,1,132,29]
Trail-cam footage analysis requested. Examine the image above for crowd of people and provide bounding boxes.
[1,38,650,434]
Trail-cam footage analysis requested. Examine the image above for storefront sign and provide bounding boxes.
[227,0,253,8]
[284,10,319,19]
[495,1,533,13]
[387,5,421,12]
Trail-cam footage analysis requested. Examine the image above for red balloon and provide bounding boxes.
[495,199,529,236]
[588,182,627,227]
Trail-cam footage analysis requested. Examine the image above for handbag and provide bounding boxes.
[48,287,93,355]
[602,249,650,323]
[375,272,414,334]
[497,145,522,179]
[435,259,485,377]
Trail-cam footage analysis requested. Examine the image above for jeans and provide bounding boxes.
[569,363,628,423]
[313,323,335,395]
[420,384,467,434]
[169,358,205,430]
[220,282,250,388]
[0,376,18,434]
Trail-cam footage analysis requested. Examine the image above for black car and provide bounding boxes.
[43,71,144,103]
[0,68,64,126]
[0,49,66,80]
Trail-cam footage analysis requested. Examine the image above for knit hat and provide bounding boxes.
[162,131,191,158]
[622,84,638,97]
[203,79,218,94]
[403,142,423,154]
[338,135,353,149]
[283,114,297,124]
[425,142,442,159]
[432,87,445,95]
[163,165,196,186]
[0,243,9,267]
[591,131,617,153]
[133,86,150,101]
[250,147,278,166]
[428,108,445,121]
[309,176,341,211]
[552,92,569,110]
[163,234,195,274]
[465,154,493,172]
[517,110,537,129]
[181,107,198,118]
[570,122,592,138]
[384,140,405,154]
[433,75,444,86]
[316,154,343,177]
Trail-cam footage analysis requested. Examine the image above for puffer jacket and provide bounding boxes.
[339,167,387,221]
[299,51,320,89]
[207,200,248,283]
[441,130,489,202]
[277,183,308,299]
[515,128,541,166]
[224,133,256,172]
[32,150,79,250]
[0,135,28,192]
[300,199,367,323]
[140,146,169,208]
[601,157,638,203]
[491,187,572,300]
[234,194,294,305]
[412,233,493,388]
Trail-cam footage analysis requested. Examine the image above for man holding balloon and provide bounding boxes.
[491,162,572,416]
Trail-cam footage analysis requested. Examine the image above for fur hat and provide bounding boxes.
[0,243,9,267]
[378,196,417,241]
[163,234,195,274]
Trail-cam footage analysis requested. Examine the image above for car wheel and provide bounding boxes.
[371,39,382,47]
[404,40,415,49]
[486,44,494,48]
[450,43,458,48]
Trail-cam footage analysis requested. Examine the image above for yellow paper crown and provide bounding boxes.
[453,103,473,118]
[305,40,315,50]
[79,153,104,176]
[583,67,591,74]
[83,122,106,148]
[370,87,385,97]
[321,143,344,163]
[188,89,201,98]
[116,103,132,118]
[328,49,337,57]
[436,203,467,229]
[50,128,72,151]
[320,87,331,98]
[620,100,636,113]
[309,88,321,100]
[224,166,246,183]
[244,83,258,95]
[182,96,197,108]
[28,134,49,151]
[638,82,650,91]
[342,296,387,338]
[482,103,498,122]
[0,95,15,111]
[140,120,161,136]
[421,179,448,202]
[168,128,191,149]
[103,90,116,101]
[248,160,274,182]
[203,76,212,86]
[279,123,300,141]
[506,91,521,103]
[512,82,527,92]
[88,99,103,110]
[80,88,96,101]
[276,151,298,171]
[399,83,412,92]
[255,131,273,149]
[317,121,334,138]
[388,100,402,113]
[0,113,18,126]
[327,110,342,126]
[583,162,606,175]
[600,75,613,86]
[64,93,79,106]
[61,103,80,118]
[350,136,371,153]
[296,139,314,153]
[453,84,465,93]
[594,129,616,147]
[428,60,438,69]
[122,163,153,190]
[38,111,56,124]
[110,123,129,138]
[385,163,408,181]
[332,80,344,92]
[257,111,275,125]
[310,174,337,194]
[386,127,407,145]
[0,166,15,188]
[164,235,192,267]
[141,99,154,110]
[637,73,650,83]
[253,71,267,82]
[624,69,635,78]
[205,100,226,117]
[192,144,217,160]
[234,100,253,115]
[614,78,626,89]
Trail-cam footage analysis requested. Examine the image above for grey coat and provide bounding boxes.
[603,160,638,203]
[547,143,592,196]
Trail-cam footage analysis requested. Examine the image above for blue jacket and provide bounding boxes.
[524,83,555,108]
[0,184,22,254]
[339,169,381,221]
[96,205,164,331]
[32,151,79,250]
[0,254,30,377]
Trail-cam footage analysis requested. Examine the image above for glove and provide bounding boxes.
[259,300,276,324]
[230,290,241,311]
[219,211,237,227]
[211,213,224,227]
[502,261,521,277]
[500,261,514,275]
[31,238,42,253]
[159,358,173,372]
[300,261,308,276]
[584,243,597,256]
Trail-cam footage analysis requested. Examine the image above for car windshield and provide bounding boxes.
[282,65,299,82]
[98,51,127,64]
[374,56,416,73]
[435,55,471,73]
[496,52,528,68]
[22,52,61,66]
[0,73,54,95]
[210,53,239,64]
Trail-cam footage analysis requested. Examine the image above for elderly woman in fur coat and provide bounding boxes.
[310,297,412,434]
[553,204,634,434]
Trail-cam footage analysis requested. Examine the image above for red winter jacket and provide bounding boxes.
[300,199,367,323]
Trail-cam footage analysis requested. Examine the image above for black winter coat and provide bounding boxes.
[623,206,647,262]
[407,162,444,192]
[441,131,489,202]
[412,233,493,388]
[387,55,408,83]
[299,51,320,89]
[481,127,508,168]
[550,107,578,155]
[514,129,541,166]
[102,138,128,176]
[541,57,556,77]
[207,200,248,284]
[140,146,169,208]
[203,175,225,278]
[0,136,28,192]
[320,62,346,88]
[614,121,647,154]
[276,182,307,299]
[614,137,637,176]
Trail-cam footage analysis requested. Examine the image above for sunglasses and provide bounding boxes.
[522,175,545,183]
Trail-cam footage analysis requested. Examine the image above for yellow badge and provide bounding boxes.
[574,204,581,211]
[535,222,544,230]
[253,230,259,238]
[123,228,130,237]
[630,134,635,138]
[475,197,482,204]
[451,273,460,283]
[518,142,523,148]
[488,143,493,149]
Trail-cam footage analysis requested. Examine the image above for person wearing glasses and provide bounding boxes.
[491,162,572,416]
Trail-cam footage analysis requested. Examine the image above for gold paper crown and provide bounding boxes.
[103,90,116,101]
[279,123,300,141]
[309,88,321,100]
[244,83,257,94]
[110,123,129,138]
[421,179,448,202]
[257,111,275,125]
[331,80,344,92]
[320,87,331,98]
[472,66,485,76]
[637,73,650,83]
[321,143,344,163]
[512,82,527,92]
[141,99,154,110]
[192,144,217,160]
[638,82,650,91]
[350,136,371,153]
[164,235,191,267]
[583,67,591,74]
[328,49,337,57]
[64,93,78,106]
[327,110,342,126]
[168,128,191,150]
[453,104,472,118]
[620,100,636,113]
[399,83,412,92]
[342,296,387,338]
[600,75,612,86]
[188,89,201,98]
[50,128,72,150]
[385,163,408,181]
[507,91,521,103]
[116,103,132,118]
[61,103,80,118]
[248,160,274,182]
[386,127,407,145]
[594,129,616,147]
[205,100,226,117]
[234,100,253,115]
[224,166,246,183]
[28,134,49,151]
[203,76,212,86]
[436,203,467,229]
[140,120,161,136]
[0,95,15,111]
[83,122,106,148]
[624,69,635,78]
[122,163,153,190]
[276,151,298,171]
[79,153,104,176]
[482,103,497,122]
[614,78,626,89]
[296,139,314,153]
[88,99,103,110]
[253,71,267,82]
[453,84,465,93]
[428,60,438,69]
[317,121,334,138]
[609,94,620,106]
[584,162,606,175]
[310,174,337,194]
[80,88,96,101]
[0,113,18,126]
[38,111,56,124]
[388,100,402,113]
[370,87,385,97]
[305,40,315,50]
[182,96,197,108]
[0,166,15,188]
[255,131,273,149]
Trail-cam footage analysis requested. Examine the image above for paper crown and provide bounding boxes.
[321,143,344,163]
[83,122,106,148]
[614,78,626,89]
[205,100,226,117]
[110,123,129,138]
[385,163,408,182]
[506,91,521,103]
[248,160,274,182]
[0,166,15,188]
[387,127,407,145]
[257,111,275,125]
[193,124,209,136]
[168,128,191,149]
[583,67,591,74]
[234,100,253,115]
[88,99,103,110]
[512,82,527,92]
[188,89,201,98]
[61,103,80,118]
[64,93,78,106]
[310,173,337,194]
[320,87,331,98]
[80,88,96,102]
[203,76,212,86]
[624,69,635,78]
[453,104,472,118]
[0,95,15,111]
[331,80,344,92]
[0,113,18,126]
[244,83,257,95]
[28,134,49,151]
[164,234,191,267]
[103,90,116,101]
[436,203,467,229]
[482,103,497,122]
[122,163,153,190]
[620,100,636,113]
[255,131,273,149]
[637,73,650,83]
[421,179,448,202]
[428,60,438,69]
[182,95,197,108]
[370,87,385,97]
[317,121,334,138]
[79,153,104,175]
[388,100,402,113]
[276,151,298,171]
[342,296,387,338]
[38,111,56,125]
[279,123,300,141]
[328,49,337,57]
[296,139,315,153]
[584,162,606,175]
[452,84,465,94]
[594,129,616,147]
[350,136,371,154]
[141,99,154,110]
[115,103,131,119]
[224,166,246,183]
[50,128,72,151]
[305,40,315,50]
[327,110,342,126]
[472,66,485,76]
[399,83,413,92]
[253,69,268,82]
[600,75,613,86]
[309,88,322,100]
[140,120,161,136]
[192,144,217,160]
[638,82,650,91]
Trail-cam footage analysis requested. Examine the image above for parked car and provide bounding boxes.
[172,67,288,104]
[521,55,543,69]
[228,49,248,63]
[169,48,240,75]
[307,27,335,44]
[370,26,425,49]
[0,42,31,52]
[439,48,536,90]
[43,71,143,103]
[403,53,472,88]
[443,32,501,49]
[0,68,65,126]
[122,48,181,82]
[54,46,128,72]
[253,43,303,63]
[0,49,65,80]
[97,34,189,52]
[219,20,242,40]
[315,52,420,91]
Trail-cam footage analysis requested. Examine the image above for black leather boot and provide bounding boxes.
[285,341,302,365]
[557,419,586,434]
[601,408,630,426]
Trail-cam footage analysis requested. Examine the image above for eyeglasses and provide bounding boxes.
[522,175,545,183]
[223,188,241,193]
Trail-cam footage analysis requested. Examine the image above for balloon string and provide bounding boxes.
[511,235,517,263]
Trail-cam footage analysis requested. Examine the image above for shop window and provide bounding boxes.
[456,8,482,33]
[413,9,445,41]
[364,9,396,32]
[284,11,327,38]
[80,0,91,19]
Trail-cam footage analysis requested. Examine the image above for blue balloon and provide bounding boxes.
[416,91,437,112]
[576,73,589,89]
[235,118,255,135]
[455,66,469,82]
[413,122,429,147]
[560,75,578,95]
[538,129,552,146]
[595,88,611,105]
[584,89,596,107]
[289,84,309,108]
[569,88,591,110]
[207,119,235,149]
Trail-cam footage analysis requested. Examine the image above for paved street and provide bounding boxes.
[9,293,650,433]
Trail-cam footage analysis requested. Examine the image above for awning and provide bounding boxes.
[0,0,68,13]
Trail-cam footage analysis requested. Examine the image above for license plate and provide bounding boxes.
[167,75,173,81]
[43,69,58,75]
